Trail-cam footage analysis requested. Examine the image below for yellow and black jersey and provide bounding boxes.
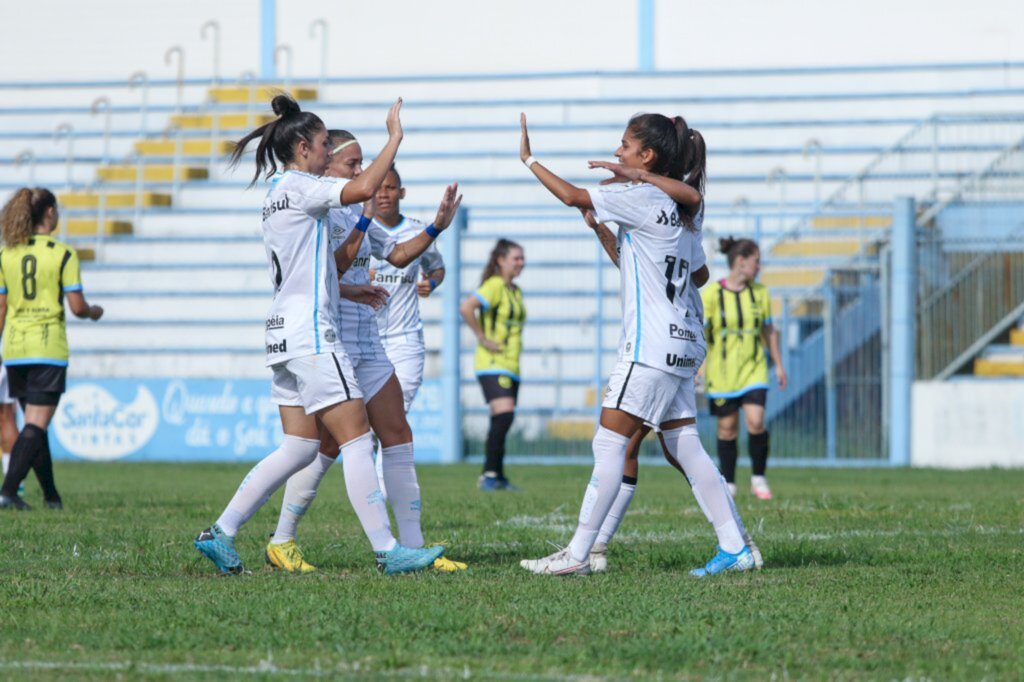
[0,235,82,366]
[701,279,773,398]
[473,275,526,379]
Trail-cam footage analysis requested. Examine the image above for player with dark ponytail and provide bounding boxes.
[700,237,787,500]
[517,111,758,576]
[194,95,453,575]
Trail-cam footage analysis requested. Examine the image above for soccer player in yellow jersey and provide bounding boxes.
[459,239,526,491]
[0,188,103,510]
[700,237,786,500]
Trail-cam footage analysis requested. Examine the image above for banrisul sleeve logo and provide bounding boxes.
[53,384,160,460]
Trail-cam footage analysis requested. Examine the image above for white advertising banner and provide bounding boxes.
[912,380,1024,468]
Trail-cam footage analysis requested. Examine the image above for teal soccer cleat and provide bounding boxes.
[690,546,757,577]
[375,543,445,575]
[194,524,246,575]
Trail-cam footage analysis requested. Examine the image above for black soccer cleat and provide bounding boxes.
[0,493,32,510]
[44,498,63,510]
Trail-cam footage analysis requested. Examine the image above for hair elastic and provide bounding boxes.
[332,139,358,155]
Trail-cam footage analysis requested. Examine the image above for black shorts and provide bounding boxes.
[708,388,767,417]
[478,374,520,403]
[5,364,67,407]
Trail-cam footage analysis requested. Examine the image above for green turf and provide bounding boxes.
[1,462,1021,680]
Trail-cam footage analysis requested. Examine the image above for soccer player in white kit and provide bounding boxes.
[265,134,466,573]
[370,166,445,412]
[517,111,757,576]
[193,95,450,575]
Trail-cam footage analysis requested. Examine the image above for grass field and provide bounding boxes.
[1,462,1022,680]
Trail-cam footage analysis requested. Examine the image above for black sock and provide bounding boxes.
[2,424,46,497]
[749,431,770,477]
[32,430,60,502]
[484,412,514,478]
[717,438,738,483]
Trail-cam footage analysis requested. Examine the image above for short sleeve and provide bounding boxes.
[588,184,655,230]
[690,231,707,272]
[761,287,774,327]
[474,277,503,312]
[366,222,398,261]
[298,175,348,217]
[61,248,83,292]
[420,241,444,273]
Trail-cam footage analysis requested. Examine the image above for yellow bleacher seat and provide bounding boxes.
[811,215,892,230]
[171,113,275,130]
[96,166,209,182]
[547,419,596,441]
[76,248,96,262]
[59,192,171,209]
[207,86,318,104]
[759,267,825,288]
[974,358,1024,377]
[134,139,235,156]
[65,219,133,236]
[1010,328,1024,347]
[772,239,866,258]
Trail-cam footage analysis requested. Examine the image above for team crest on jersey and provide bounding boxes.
[625,342,632,353]
[324,328,337,343]
[498,375,513,389]
[715,398,727,406]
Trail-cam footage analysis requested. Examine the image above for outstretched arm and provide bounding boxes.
[334,198,375,274]
[387,183,462,268]
[340,99,404,205]
[520,113,593,210]
[587,160,702,210]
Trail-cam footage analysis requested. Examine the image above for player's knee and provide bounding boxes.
[281,435,321,465]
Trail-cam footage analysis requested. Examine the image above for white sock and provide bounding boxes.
[567,427,630,562]
[662,424,745,553]
[1,453,9,476]
[215,435,320,537]
[381,442,423,548]
[595,478,637,546]
[271,452,335,544]
[374,437,388,500]
[340,432,396,552]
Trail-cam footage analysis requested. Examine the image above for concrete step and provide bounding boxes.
[981,344,1024,360]
[83,266,269,293]
[96,165,210,182]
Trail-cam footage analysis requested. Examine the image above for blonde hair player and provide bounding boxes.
[0,188,104,510]
[517,111,758,577]
[193,95,452,575]
[264,133,466,573]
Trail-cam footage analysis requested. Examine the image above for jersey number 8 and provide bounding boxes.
[21,255,37,300]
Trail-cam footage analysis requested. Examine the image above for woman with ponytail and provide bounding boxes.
[517,111,757,577]
[700,237,787,500]
[193,95,456,576]
[0,188,103,510]
[459,238,525,491]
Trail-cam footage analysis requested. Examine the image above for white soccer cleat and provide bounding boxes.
[727,482,737,497]
[751,476,773,500]
[520,548,591,576]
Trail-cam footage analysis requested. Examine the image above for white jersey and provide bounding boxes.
[590,183,707,378]
[327,206,398,359]
[369,215,444,340]
[261,171,348,367]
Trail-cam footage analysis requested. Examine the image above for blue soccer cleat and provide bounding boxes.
[375,543,445,575]
[194,524,246,575]
[690,546,757,577]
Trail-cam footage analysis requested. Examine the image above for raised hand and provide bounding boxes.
[588,160,644,185]
[416,272,434,298]
[386,98,404,140]
[519,113,533,163]
[432,182,463,231]
[361,195,376,219]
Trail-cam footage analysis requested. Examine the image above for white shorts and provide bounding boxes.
[383,333,425,412]
[271,352,363,415]
[602,361,693,426]
[352,353,396,405]
[0,366,14,405]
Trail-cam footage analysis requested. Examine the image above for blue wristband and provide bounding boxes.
[425,224,441,238]
[355,215,371,232]
[428,278,438,291]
